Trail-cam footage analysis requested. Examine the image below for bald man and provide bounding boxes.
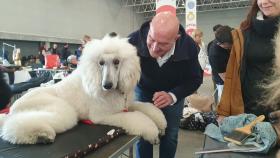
[129,12,203,158]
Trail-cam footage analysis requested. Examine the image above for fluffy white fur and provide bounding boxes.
[263,23,280,157]
[264,24,280,107]
[0,34,167,144]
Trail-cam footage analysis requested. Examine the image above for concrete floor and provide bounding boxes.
[152,130,205,158]
[152,75,215,158]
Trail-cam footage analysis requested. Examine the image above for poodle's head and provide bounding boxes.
[79,33,140,97]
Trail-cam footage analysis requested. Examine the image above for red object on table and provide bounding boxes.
[45,54,60,69]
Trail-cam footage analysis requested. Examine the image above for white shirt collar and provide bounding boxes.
[156,44,175,67]
[256,11,264,20]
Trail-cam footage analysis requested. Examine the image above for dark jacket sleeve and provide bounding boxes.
[208,44,229,73]
[169,37,203,101]
[170,59,203,101]
[210,56,227,73]
[128,31,139,47]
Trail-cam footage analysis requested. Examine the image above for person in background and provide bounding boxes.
[39,44,48,65]
[60,43,71,66]
[208,26,233,103]
[207,24,222,55]
[207,24,223,104]
[67,55,78,68]
[49,43,59,55]
[2,49,9,62]
[21,56,27,67]
[28,55,41,69]
[75,45,83,60]
[217,0,280,121]
[128,12,203,158]
[81,35,92,47]
[191,28,207,70]
[45,44,60,69]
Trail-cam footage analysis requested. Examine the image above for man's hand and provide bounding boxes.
[152,91,173,108]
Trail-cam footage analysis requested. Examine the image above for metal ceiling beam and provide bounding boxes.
[122,0,251,18]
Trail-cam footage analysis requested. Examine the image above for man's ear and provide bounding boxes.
[176,34,181,40]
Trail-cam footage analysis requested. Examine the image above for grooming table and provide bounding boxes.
[0,123,139,158]
[200,135,277,158]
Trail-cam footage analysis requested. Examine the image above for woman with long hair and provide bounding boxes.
[217,0,280,118]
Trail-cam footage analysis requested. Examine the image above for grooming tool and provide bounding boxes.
[223,115,265,145]
[195,145,258,154]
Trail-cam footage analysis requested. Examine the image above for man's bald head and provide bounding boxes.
[150,12,180,40]
[147,12,180,58]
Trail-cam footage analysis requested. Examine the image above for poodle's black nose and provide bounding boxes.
[103,82,113,90]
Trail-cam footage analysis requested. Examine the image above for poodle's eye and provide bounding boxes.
[113,59,119,65]
[99,60,105,66]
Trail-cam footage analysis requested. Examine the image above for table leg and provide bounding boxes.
[129,146,133,158]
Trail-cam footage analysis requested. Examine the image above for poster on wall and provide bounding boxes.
[185,0,197,35]
[156,0,176,15]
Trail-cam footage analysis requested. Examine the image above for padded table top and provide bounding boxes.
[200,135,277,158]
[0,123,139,158]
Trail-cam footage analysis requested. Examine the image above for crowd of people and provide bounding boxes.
[38,37,91,69]
[0,35,92,69]
[0,35,92,112]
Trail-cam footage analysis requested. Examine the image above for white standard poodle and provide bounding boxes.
[0,33,167,144]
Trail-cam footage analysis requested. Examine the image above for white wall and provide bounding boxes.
[0,0,250,55]
[178,8,249,44]
[198,8,249,44]
[0,0,144,43]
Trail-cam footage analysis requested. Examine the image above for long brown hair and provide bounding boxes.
[240,0,260,31]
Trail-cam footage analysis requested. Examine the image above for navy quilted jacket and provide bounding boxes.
[128,21,203,101]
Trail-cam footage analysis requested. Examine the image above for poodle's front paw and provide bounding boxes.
[0,114,7,127]
[1,123,56,144]
[141,126,161,144]
[135,102,167,134]
[154,112,167,136]
[1,130,56,144]
[149,136,160,145]
[36,133,55,144]
[143,131,160,145]
[159,128,165,136]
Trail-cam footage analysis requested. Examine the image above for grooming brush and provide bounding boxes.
[223,115,265,145]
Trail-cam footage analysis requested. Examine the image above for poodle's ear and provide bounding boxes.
[80,57,102,97]
[79,41,103,97]
[118,50,141,94]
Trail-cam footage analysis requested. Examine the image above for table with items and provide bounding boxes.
[199,135,277,158]
[0,123,139,158]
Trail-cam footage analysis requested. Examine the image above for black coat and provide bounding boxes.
[241,16,280,116]
[128,21,203,101]
[0,71,12,109]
